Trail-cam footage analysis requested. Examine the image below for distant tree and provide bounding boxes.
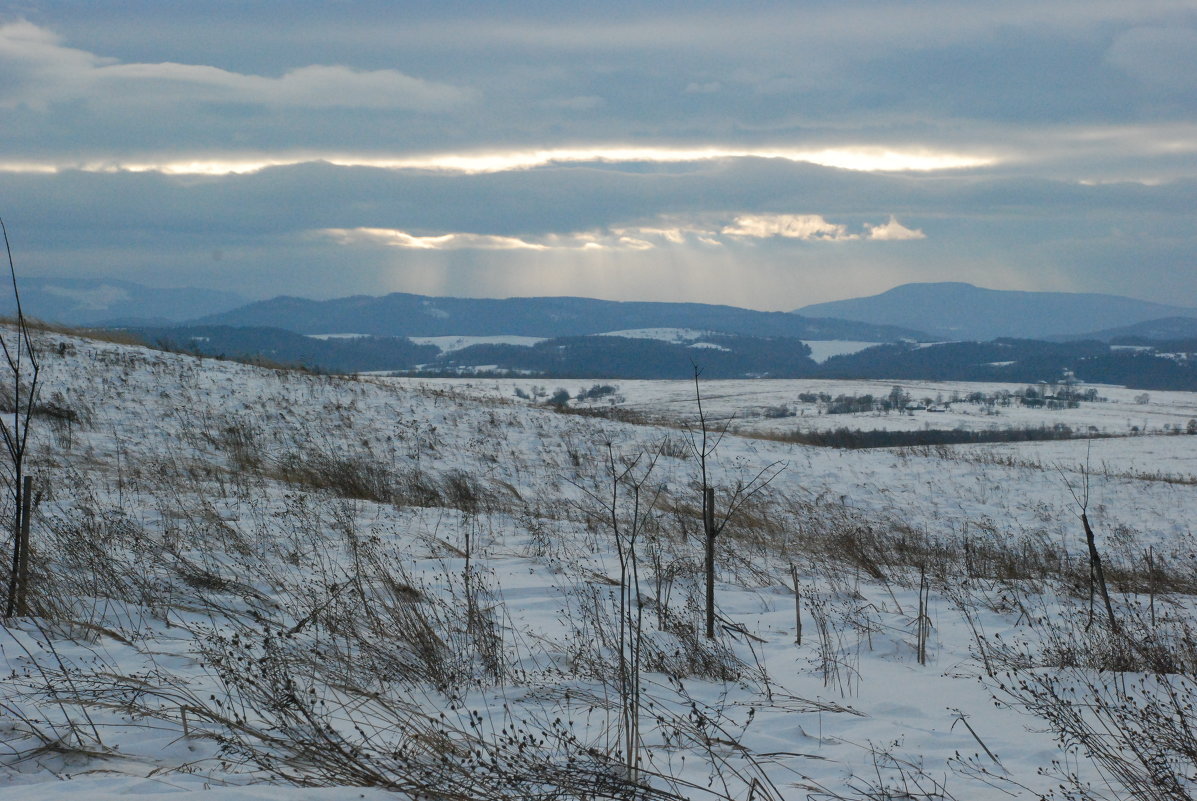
[1188,418,1197,435]
[576,384,618,402]
[546,388,571,407]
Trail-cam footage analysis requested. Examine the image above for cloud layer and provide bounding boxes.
[0,3,1194,309]
[0,20,469,112]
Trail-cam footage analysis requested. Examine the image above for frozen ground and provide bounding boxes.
[1,329,1195,799]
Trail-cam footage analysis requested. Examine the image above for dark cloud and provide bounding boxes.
[0,2,1193,308]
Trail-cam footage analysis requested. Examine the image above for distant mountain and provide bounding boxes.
[819,338,1197,390]
[191,292,926,342]
[1,277,247,325]
[1056,317,1197,343]
[794,282,1197,341]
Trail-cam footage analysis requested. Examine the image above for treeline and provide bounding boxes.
[782,424,1102,449]
[436,335,817,379]
[112,325,1197,390]
[821,339,1197,390]
[764,385,1104,418]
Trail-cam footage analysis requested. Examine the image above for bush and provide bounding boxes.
[575,384,617,402]
[545,388,571,407]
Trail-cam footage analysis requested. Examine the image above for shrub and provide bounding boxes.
[778,424,1108,449]
[545,388,571,407]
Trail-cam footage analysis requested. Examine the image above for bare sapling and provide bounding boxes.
[1,218,40,618]
[686,366,784,639]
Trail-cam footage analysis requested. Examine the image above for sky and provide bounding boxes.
[1,1,1196,311]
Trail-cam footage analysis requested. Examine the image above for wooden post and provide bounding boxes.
[917,564,928,665]
[704,486,715,639]
[790,562,802,645]
[15,475,31,615]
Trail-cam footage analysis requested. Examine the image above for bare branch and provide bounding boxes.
[716,460,787,533]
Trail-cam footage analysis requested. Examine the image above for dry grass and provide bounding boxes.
[8,327,1197,800]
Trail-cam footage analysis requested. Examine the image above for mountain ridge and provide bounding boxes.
[190,291,927,341]
[794,282,1197,341]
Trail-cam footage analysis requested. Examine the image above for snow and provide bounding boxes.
[800,340,882,362]
[2,327,1196,799]
[408,334,547,353]
[599,327,713,342]
[600,327,733,351]
[2,776,395,800]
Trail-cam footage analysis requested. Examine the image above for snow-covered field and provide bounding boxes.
[408,335,549,353]
[400,375,1197,448]
[2,329,1196,799]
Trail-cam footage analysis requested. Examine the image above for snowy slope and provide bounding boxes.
[1,327,1195,799]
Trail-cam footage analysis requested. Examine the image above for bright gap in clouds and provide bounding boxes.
[322,214,925,251]
[0,146,994,176]
[351,146,993,174]
[323,228,551,251]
